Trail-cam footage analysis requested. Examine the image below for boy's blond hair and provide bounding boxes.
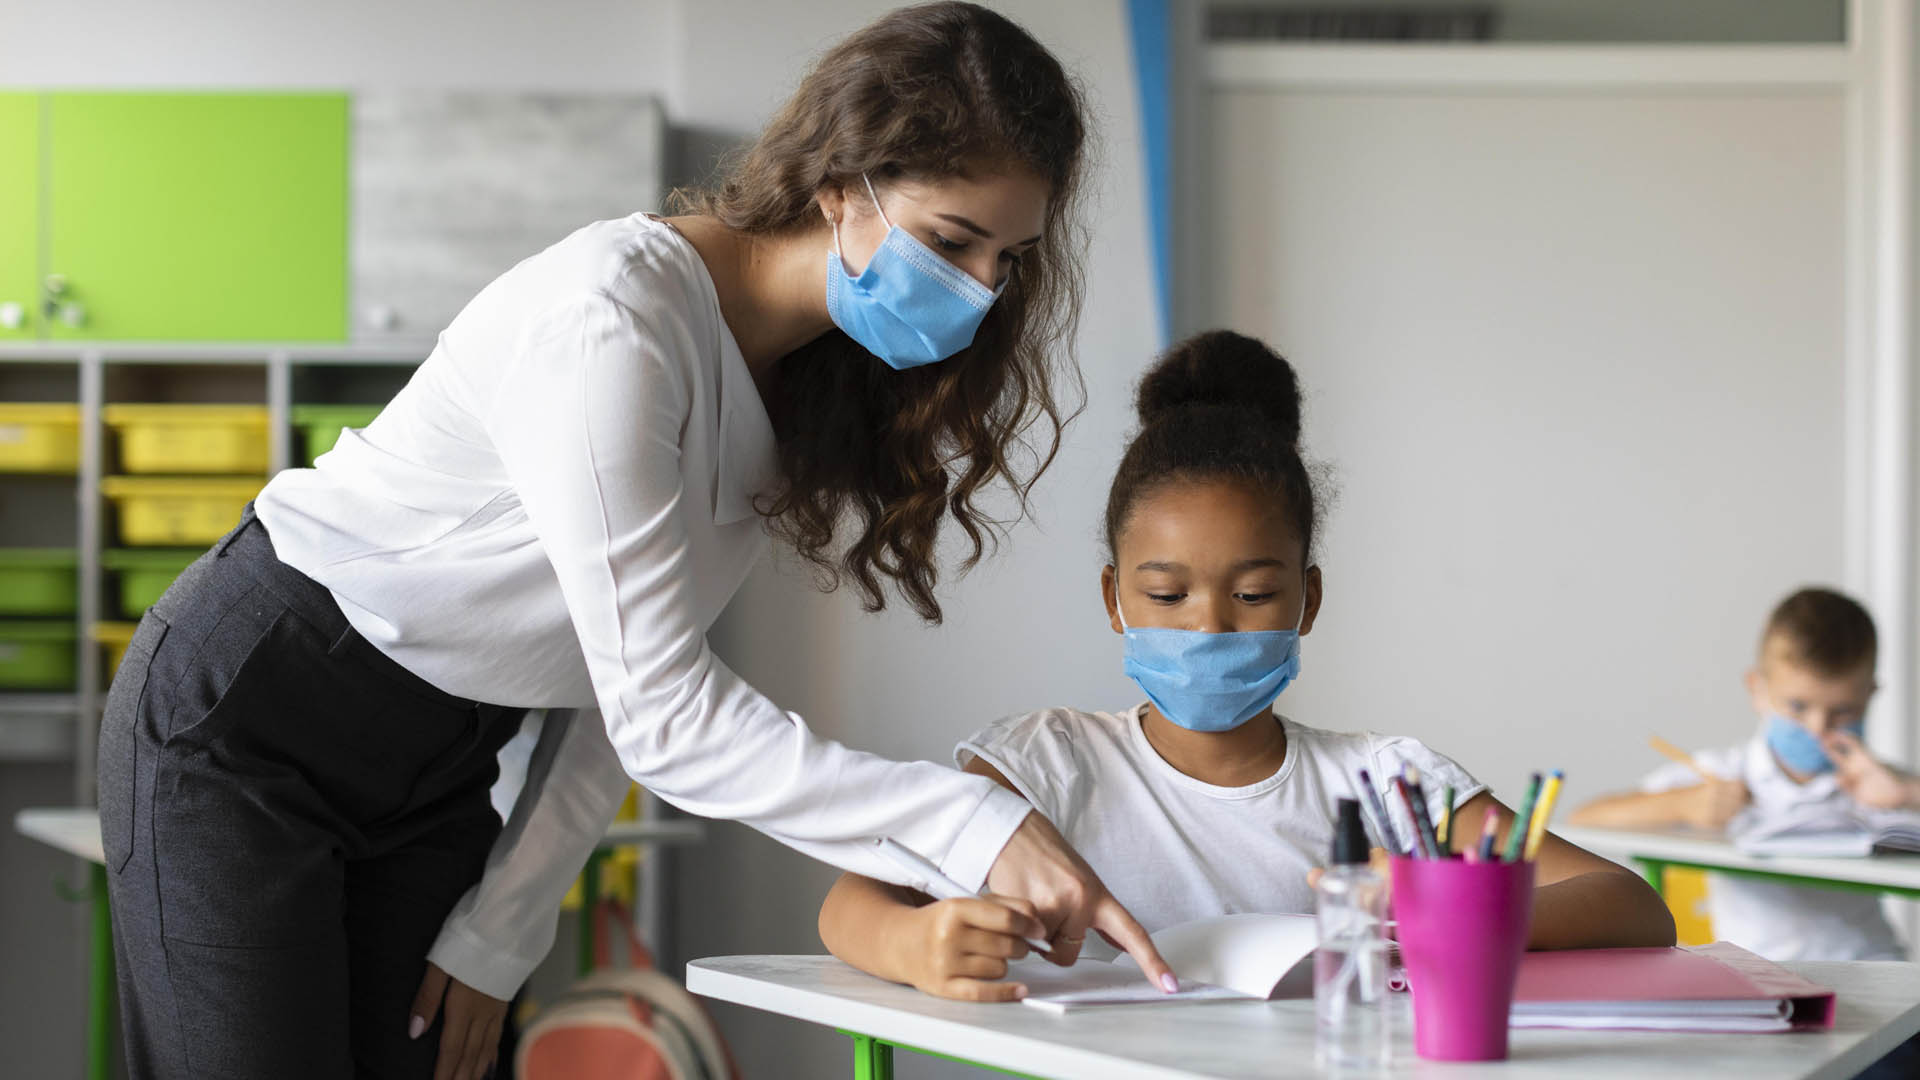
[1763,587,1877,677]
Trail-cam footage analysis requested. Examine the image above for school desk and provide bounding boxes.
[687,953,1920,1079]
[13,805,704,1080]
[1557,824,1920,901]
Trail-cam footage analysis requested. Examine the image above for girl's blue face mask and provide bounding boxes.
[1116,587,1308,733]
[826,174,1003,370]
[1764,712,1863,776]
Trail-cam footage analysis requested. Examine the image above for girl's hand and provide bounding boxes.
[897,896,1043,1002]
[1685,776,1751,830]
[409,962,508,1080]
[1305,847,1392,891]
[1825,731,1920,810]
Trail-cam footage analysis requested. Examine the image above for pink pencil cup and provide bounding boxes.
[1390,856,1534,1062]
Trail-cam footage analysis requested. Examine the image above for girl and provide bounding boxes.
[819,331,1676,1001]
[99,6,1169,1079]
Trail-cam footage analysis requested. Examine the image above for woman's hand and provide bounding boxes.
[1305,847,1392,893]
[410,962,508,1080]
[895,896,1043,1001]
[985,811,1177,991]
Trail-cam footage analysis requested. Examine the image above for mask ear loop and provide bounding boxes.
[861,172,894,231]
[831,173,893,266]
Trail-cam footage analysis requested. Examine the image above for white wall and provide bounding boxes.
[0,0,682,94]
[1206,86,1848,808]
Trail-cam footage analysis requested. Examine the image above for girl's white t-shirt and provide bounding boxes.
[957,704,1485,960]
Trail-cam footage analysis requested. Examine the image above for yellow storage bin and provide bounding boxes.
[104,404,270,474]
[0,403,82,473]
[102,476,261,546]
[92,621,138,678]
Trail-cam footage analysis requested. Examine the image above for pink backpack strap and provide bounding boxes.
[593,899,656,972]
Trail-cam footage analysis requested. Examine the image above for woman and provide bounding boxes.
[98,5,1171,1079]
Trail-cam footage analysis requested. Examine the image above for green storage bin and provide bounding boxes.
[102,548,201,617]
[0,620,78,689]
[292,404,383,466]
[0,548,79,615]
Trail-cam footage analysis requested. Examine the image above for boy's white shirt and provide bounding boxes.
[957,703,1483,961]
[1640,729,1906,962]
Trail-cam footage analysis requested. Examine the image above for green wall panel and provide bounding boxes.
[0,94,38,341]
[47,93,347,342]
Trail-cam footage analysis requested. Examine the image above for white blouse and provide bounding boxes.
[255,213,1032,997]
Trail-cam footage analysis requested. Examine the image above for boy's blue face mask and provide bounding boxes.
[1765,713,1863,776]
[1116,587,1308,733]
[826,173,1003,370]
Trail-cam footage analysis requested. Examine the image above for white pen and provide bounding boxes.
[874,837,1054,956]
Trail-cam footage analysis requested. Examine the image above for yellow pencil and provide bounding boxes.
[1523,769,1564,860]
[1649,735,1709,781]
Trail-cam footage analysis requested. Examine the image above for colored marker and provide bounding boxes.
[1524,770,1565,861]
[1477,808,1503,862]
[1402,765,1443,858]
[1503,772,1543,863]
[1348,781,1391,853]
[1392,775,1436,858]
[1356,769,1405,855]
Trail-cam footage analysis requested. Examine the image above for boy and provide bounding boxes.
[1571,587,1908,962]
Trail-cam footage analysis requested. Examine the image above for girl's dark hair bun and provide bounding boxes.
[1134,329,1302,447]
[1106,330,1318,562]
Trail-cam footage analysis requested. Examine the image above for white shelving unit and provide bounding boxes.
[4,338,691,971]
[0,340,432,803]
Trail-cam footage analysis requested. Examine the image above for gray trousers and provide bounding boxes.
[98,508,526,1078]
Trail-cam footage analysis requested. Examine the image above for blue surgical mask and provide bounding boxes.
[826,174,1002,370]
[1117,589,1307,733]
[1764,713,1862,776]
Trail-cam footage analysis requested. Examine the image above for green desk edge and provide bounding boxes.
[837,1030,1041,1080]
[1637,856,1920,900]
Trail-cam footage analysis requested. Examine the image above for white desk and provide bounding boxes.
[688,954,1920,1080]
[15,806,106,864]
[1558,825,1920,898]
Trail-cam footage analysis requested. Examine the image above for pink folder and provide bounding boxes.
[1509,942,1836,1032]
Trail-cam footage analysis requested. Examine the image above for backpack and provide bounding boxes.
[516,900,740,1080]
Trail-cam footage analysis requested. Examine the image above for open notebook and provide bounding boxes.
[1012,913,1326,1013]
[1731,805,1920,857]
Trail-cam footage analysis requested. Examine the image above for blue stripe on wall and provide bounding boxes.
[1126,0,1173,345]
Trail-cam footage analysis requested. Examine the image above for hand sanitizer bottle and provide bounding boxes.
[1315,797,1391,1069]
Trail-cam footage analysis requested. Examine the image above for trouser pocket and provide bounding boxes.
[99,612,169,873]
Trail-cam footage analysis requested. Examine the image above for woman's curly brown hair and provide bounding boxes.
[674,1,1089,623]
